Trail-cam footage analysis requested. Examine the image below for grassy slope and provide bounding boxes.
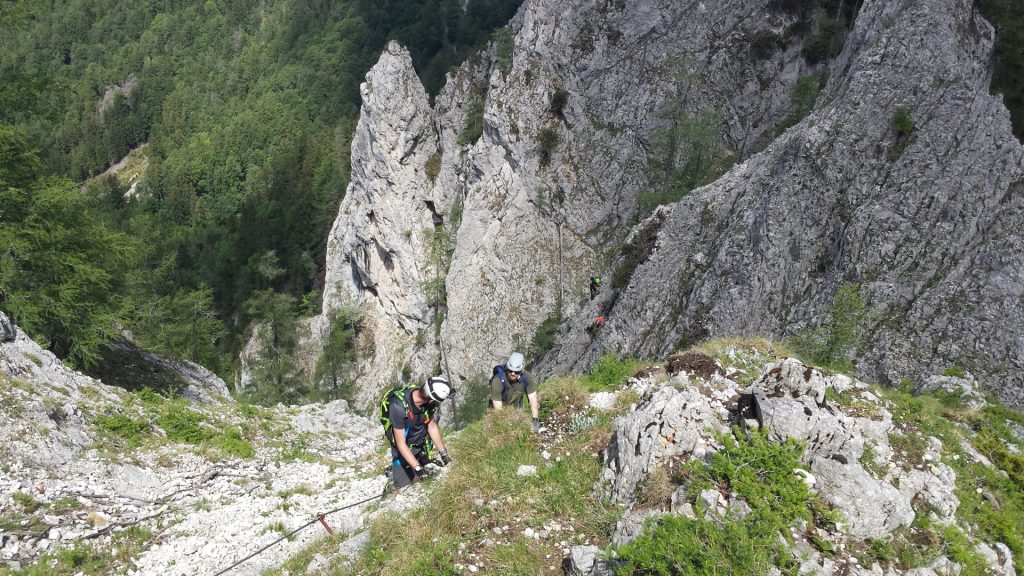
[270,339,1024,576]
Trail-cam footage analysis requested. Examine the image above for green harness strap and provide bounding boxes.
[379,384,438,459]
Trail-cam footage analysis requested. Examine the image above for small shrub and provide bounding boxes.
[889,428,927,468]
[619,428,820,574]
[581,353,639,391]
[860,443,887,479]
[94,413,151,448]
[50,497,81,514]
[314,306,365,404]
[751,32,783,59]
[158,406,211,444]
[941,364,967,378]
[536,128,560,166]
[210,428,254,459]
[276,433,318,463]
[529,312,563,361]
[640,107,735,215]
[892,108,915,137]
[12,491,42,513]
[549,89,569,117]
[787,283,868,373]
[59,545,96,569]
[299,290,321,317]
[867,538,896,561]
[137,386,164,406]
[803,15,846,63]
[457,99,484,146]
[767,71,827,141]
[700,429,814,525]
[617,511,782,574]
[424,151,441,182]
[637,464,675,507]
[452,375,490,428]
[494,27,514,76]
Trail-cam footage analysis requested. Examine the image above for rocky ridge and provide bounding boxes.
[6,307,1022,575]
[549,0,1024,407]
[574,350,1019,575]
[312,0,1024,410]
[315,0,822,405]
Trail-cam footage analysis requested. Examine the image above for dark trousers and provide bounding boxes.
[391,445,430,488]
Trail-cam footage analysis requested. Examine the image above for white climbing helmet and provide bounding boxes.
[423,375,453,403]
[507,352,526,372]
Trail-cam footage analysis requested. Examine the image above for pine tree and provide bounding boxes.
[0,131,133,367]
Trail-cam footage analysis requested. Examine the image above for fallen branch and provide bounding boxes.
[82,510,164,541]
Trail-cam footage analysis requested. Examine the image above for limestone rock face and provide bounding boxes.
[97,339,230,403]
[320,0,1024,408]
[0,312,105,469]
[438,0,820,385]
[0,313,15,343]
[601,382,730,504]
[323,0,819,399]
[320,42,445,405]
[753,359,914,539]
[548,0,1024,407]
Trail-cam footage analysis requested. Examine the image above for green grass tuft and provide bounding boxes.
[617,428,826,575]
[94,413,151,448]
[580,353,640,391]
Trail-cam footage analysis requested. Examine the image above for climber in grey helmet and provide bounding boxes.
[489,352,542,432]
[379,375,454,489]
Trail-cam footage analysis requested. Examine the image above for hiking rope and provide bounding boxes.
[211,492,383,576]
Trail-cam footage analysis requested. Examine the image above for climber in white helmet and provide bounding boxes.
[379,375,454,489]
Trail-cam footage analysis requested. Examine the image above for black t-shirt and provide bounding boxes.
[387,388,435,448]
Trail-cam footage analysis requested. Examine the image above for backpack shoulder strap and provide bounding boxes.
[380,385,413,420]
[493,365,510,395]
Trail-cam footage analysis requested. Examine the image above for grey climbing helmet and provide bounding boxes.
[507,352,526,372]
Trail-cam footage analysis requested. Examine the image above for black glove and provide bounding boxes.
[414,466,432,481]
[532,418,542,433]
[439,449,452,466]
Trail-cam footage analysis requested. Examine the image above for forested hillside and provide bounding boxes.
[0,0,520,387]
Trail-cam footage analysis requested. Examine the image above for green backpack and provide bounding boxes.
[378,383,438,455]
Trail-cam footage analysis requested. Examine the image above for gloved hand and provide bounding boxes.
[439,449,452,466]
[532,418,542,433]
[414,466,433,481]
